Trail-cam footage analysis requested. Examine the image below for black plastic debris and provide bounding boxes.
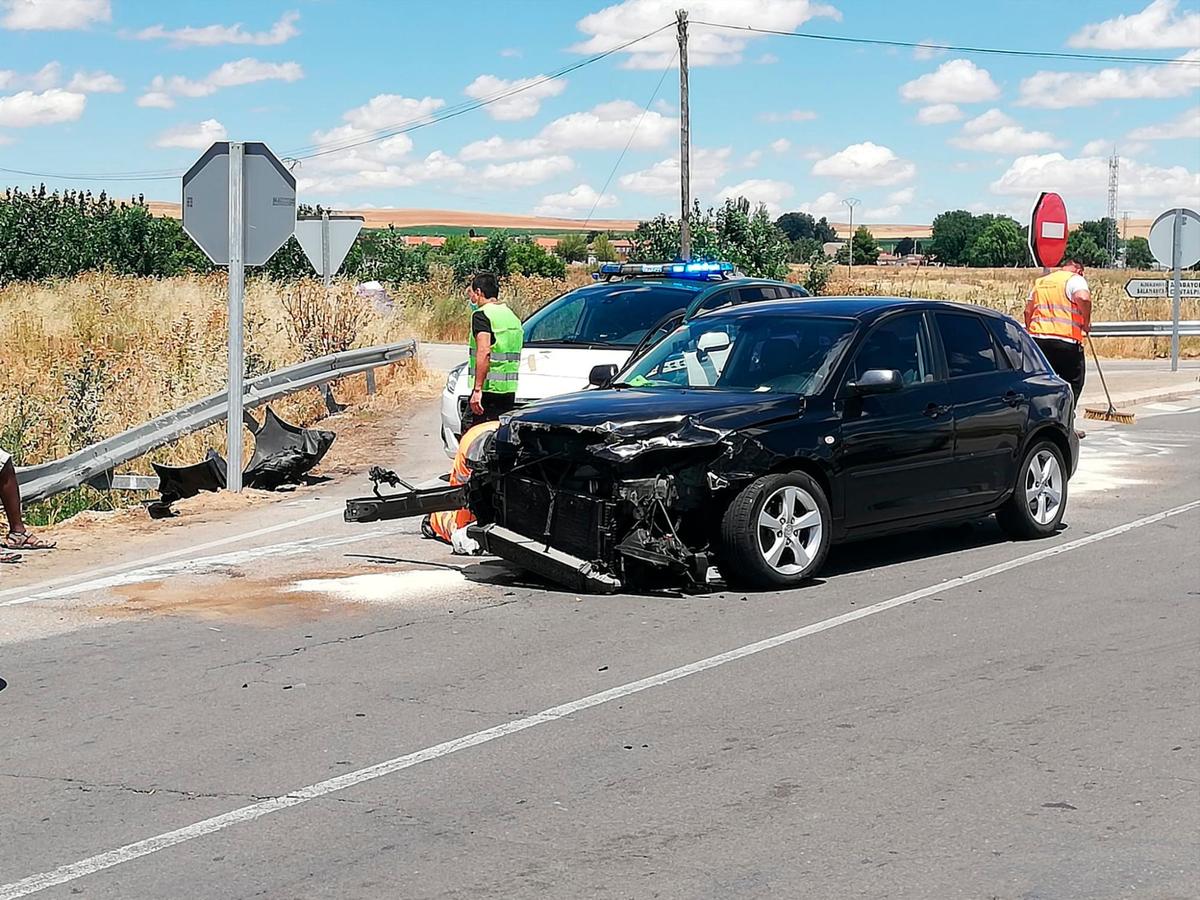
[148,451,227,518]
[242,406,336,491]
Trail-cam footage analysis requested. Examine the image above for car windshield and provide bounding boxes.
[523,283,695,347]
[618,314,857,394]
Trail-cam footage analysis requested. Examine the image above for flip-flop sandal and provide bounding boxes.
[4,532,55,551]
[0,551,21,564]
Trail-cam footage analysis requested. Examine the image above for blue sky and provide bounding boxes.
[1,0,1197,224]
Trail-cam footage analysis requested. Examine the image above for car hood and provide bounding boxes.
[503,388,803,461]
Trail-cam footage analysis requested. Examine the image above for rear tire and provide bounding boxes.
[719,472,831,590]
[996,440,1067,540]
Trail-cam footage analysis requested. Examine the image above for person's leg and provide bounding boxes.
[1070,342,1086,402]
[0,458,25,536]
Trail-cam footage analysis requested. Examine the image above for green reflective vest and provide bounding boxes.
[468,302,523,394]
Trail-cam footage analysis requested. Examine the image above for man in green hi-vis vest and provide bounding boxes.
[464,271,523,431]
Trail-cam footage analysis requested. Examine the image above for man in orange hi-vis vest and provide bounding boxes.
[421,420,500,554]
[1025,257,1092,406]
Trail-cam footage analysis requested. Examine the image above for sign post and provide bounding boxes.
[182,141,297,491]
[1148,207,1200,372]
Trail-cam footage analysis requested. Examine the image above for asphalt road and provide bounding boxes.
[1,398,1198,899]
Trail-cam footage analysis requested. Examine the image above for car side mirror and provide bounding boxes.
[848,368,903,395]
[589,363,618,388]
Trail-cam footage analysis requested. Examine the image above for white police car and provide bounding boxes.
[440,262,809,455]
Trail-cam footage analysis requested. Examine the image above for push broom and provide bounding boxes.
[1082,334,1136,425]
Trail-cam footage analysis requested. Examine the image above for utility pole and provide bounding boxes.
[677,8,691,261]
[842,197,860,273]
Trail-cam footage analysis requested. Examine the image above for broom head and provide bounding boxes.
[1083,405,1136,425]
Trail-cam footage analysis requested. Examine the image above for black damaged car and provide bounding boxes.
[349,298,1078,594]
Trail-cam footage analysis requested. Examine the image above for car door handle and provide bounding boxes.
[1002,390,1024,407]
[923,403,950,418]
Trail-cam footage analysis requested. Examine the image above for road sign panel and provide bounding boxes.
[1124,278,1200,298]
[1148,207,1200,269]
[1029,191,1068,268]
[182,141,296,266]
[295,215,364,280]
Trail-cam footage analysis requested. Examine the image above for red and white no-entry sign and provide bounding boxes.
[1029,191,1068,268]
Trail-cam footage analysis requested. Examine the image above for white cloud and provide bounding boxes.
[297,150,467,195]
[459,135,548,161]
[572,0,840,69]
[716,178,795,216]
[0,88,85,127]
[757,53,779,65]
[795,191,846,220]
[990,152,1200,215]
[812,141,916,185]
[770,138,792,153]
[0,133,12,144]
[1018,49,1200,108]
[888,187,915,204]
[864,204,901,219]
[950,108,1062,153]
[479,155,575,187]
[1,0,109,30]
[1080,138,1113,156]
[743,149,763,168]
[463,73,566,121]
[67,70,123,93]
[618,146,732,194]
[533,183,617,217]
[132,10,300,46]
[1068,0,1200,49]
[499,48,522,58]
[0,62,59,91]
[759,109,817,123]
[1128,104,1200,140]
[138,58,304,108]
[900,59,1000,104]
[539,99,675,150]
[154,118,227,149]
[916,103,962,124]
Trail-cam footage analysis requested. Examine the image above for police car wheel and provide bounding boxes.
[996,440,1067,540]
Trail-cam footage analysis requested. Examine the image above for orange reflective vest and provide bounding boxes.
[429,420,500,544]
[1028,270,1085,343]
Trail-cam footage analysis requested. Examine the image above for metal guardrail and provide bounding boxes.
[16,340,417,503]
[1091,321,1200,337]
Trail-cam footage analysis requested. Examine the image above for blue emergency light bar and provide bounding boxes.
[595,261,736,280]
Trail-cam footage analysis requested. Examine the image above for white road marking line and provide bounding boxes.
[0,508,345,603]
[2,497,1197,900]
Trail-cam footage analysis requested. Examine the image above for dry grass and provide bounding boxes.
[809,265,1199,359]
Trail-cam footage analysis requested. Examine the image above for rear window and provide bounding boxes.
[523,283,694,347]
[987,316,1051,375]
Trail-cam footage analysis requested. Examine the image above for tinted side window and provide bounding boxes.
[851,314,933,385]
[783,286,811,298]
[695,288,737,312]
[736,285,779,304]
[1019,329,1051,374]
[936,313,1000,378]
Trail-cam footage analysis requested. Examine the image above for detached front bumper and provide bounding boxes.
[468,523,622,594]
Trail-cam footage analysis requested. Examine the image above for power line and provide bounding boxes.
[692,20,1200,66]
[0,22,675,184]
[583,49,677,228]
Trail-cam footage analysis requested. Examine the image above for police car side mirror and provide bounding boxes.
[589,364,619,388]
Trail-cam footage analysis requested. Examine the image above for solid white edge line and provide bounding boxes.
[0,508,343,603]
[2,497,1198,900]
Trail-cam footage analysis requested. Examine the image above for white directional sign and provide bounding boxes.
[1124,279,1200,298]
[182,141,296,266]
[295,214,364,284]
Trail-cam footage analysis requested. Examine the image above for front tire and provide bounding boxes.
[996,440,1067,540]
[719,472,831,589]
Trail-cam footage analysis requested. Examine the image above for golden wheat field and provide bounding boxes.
[1,265,1194,522]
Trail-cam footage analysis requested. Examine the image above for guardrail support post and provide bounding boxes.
[365,368,377,395]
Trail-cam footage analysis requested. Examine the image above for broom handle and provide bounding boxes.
[1086,334,1116,410]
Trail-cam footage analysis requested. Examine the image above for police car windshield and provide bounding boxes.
[523,283,696,348]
